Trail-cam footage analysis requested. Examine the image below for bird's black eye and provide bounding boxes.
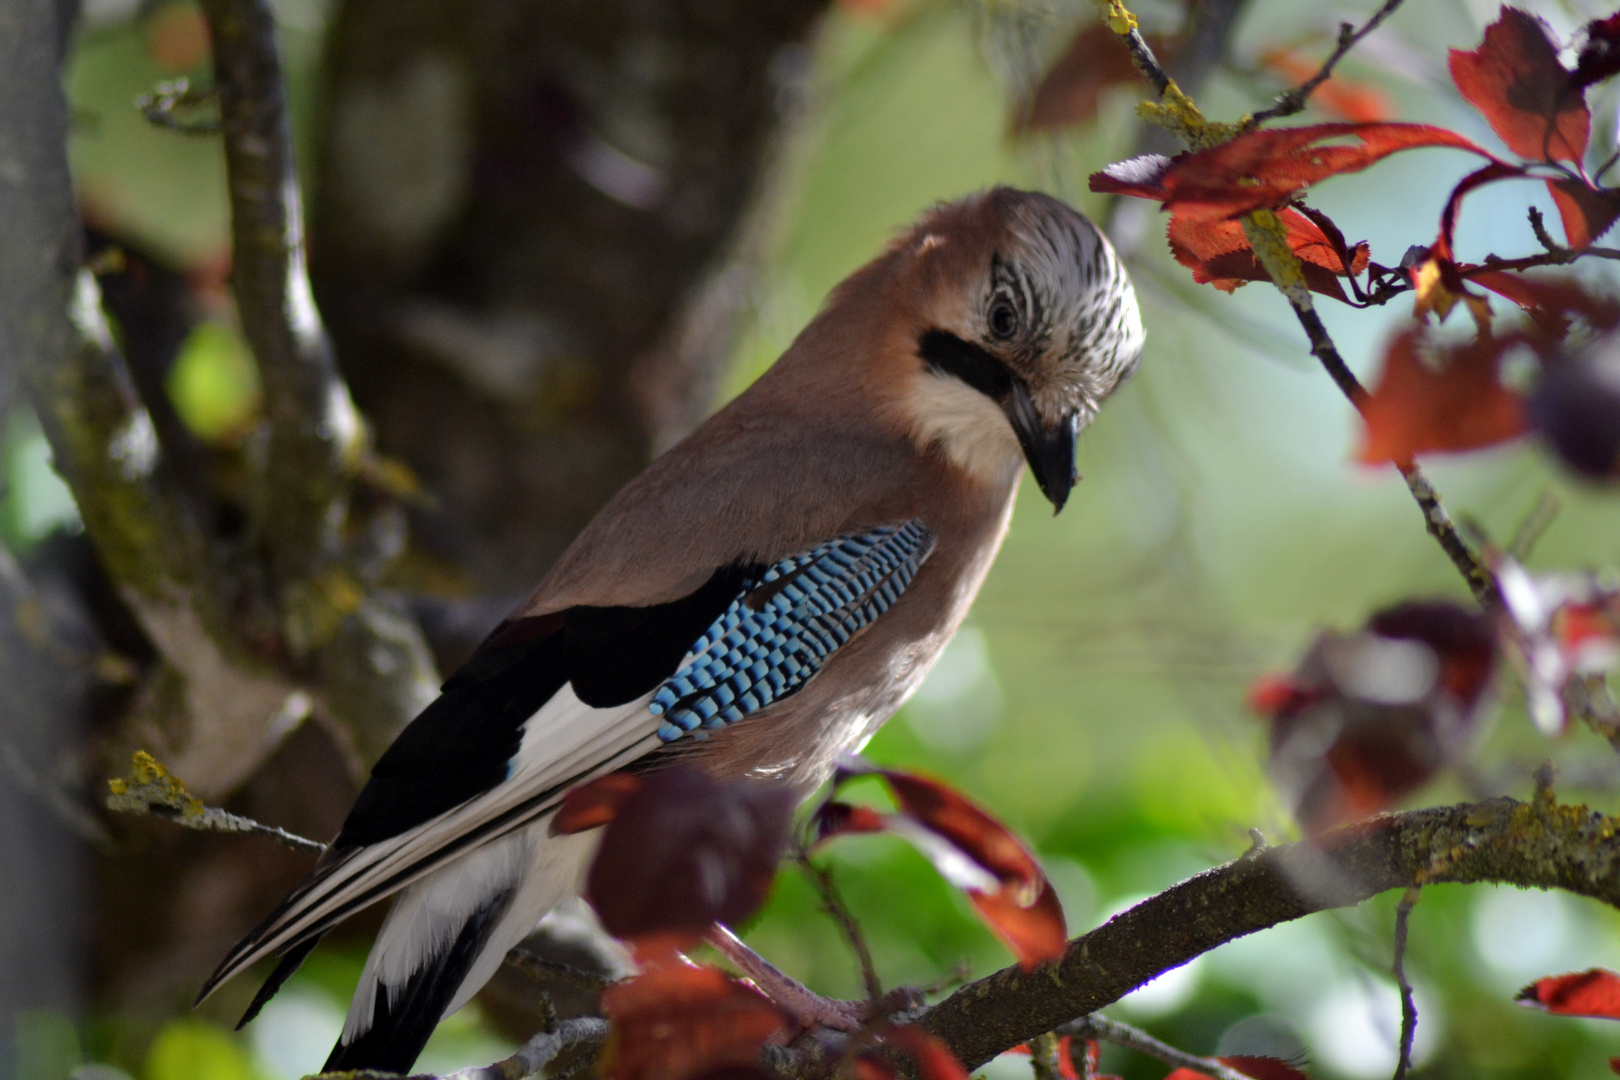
[988,297,1019,340]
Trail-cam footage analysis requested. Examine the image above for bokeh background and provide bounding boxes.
[12,0,1620,1077]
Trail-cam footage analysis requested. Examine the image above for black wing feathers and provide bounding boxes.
[334,565,757,849]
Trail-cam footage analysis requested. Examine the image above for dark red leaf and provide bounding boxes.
[819,766,1067,969]
[584,768,796,955]
[879,771,1042,893]
[1517,969,1620,1018]
[1449,8,1589,163]
[813,800,887,841]
[1016,24,1181,132]
[1259,600,1496,834]
[1575,14,1620,88]
[884,1026,970,1080]
[1090,153,1174,200]
[1259,46,1394,122]
[1469,269,1620,337]
[968,877,1067,969]
[554,772,644,834]
[602,964,789,1080]
[1610,1057,1620,1077]
[1092,123,1495,223]
[1167,207,1367,301]
[1221,1058,1311,1080]
[1358,326,1529,467]
[1547,179,1620,250]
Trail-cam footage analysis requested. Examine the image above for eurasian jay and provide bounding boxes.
[198,186,1145,1074]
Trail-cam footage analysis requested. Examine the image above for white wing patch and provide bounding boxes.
[204,685,661,998]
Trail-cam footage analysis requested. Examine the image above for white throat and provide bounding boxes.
[903,370,1023,484]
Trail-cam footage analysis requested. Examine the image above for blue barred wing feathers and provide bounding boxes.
[652,519,935,739]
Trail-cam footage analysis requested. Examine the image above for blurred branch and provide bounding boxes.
[201,0,356,602]
[0,0,312,799]
[202,0,438,764]
[1250,0,1405,124]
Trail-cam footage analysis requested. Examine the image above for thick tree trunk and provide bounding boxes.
[310,0,829,610]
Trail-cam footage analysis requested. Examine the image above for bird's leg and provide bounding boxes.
[703,925,869,1032]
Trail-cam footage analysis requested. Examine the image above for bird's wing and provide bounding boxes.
[200,519,935,1001]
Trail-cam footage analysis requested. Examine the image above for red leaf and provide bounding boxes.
[884,1027,971,1080]
[1090,154,1174,200]
[1518,969,1620,1018]
[1358,326,1529,467]
[584,768,796,956]
[1434,163,1530,262]
[1470,269,1620,337]
[819,766,1067,970]
[1093,123,1494,223]
[1449,8,1589,163]
[1167,207,1367,301]
[554,772,644,834]
[1259,47,1394,122]
[813,799,888,841]
[1547,179,1620,250]
[1017,25,1181,132]
[602,964,789,1080]
[879,771,1043,894]
[968,877,1067,969]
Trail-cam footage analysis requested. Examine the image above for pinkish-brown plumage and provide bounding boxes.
[202,187,1143,1074]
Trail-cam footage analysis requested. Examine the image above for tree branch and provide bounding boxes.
[202,0,439,766]
[201,0,358,615]
[921,794,1620,1069]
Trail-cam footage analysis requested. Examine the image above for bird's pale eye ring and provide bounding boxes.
[987,296,1019,340]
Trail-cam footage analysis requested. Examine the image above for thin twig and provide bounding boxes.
[440,1017,609,1080]
[1061,1015,1251,1080]
[1391,888,1420,1080]
[104,751,328,857]
[1528,206,1568,259]
[1251,0,1407,124]
[797,847,884,1003]
[1283,294,1495,604]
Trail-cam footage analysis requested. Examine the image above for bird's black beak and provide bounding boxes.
[1003,383,1078,513]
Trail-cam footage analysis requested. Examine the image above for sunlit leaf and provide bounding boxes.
[1358,326,1529,466]
[1448,8,1589,163]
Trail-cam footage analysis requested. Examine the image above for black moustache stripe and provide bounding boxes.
[917,328,1021,401]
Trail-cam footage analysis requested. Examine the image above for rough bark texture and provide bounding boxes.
[309,0,828,603]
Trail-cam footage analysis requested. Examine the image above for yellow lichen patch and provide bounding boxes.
[106,749,205,819]
[1242,210,1308,297]
[1136,81,1243,150]
[1092,0,1138,34]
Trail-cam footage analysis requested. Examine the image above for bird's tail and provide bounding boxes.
[323,820,598,1074]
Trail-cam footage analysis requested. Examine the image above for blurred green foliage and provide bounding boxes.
[30,1,1620,1078]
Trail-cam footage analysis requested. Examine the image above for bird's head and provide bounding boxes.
[891,187,1144,512]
